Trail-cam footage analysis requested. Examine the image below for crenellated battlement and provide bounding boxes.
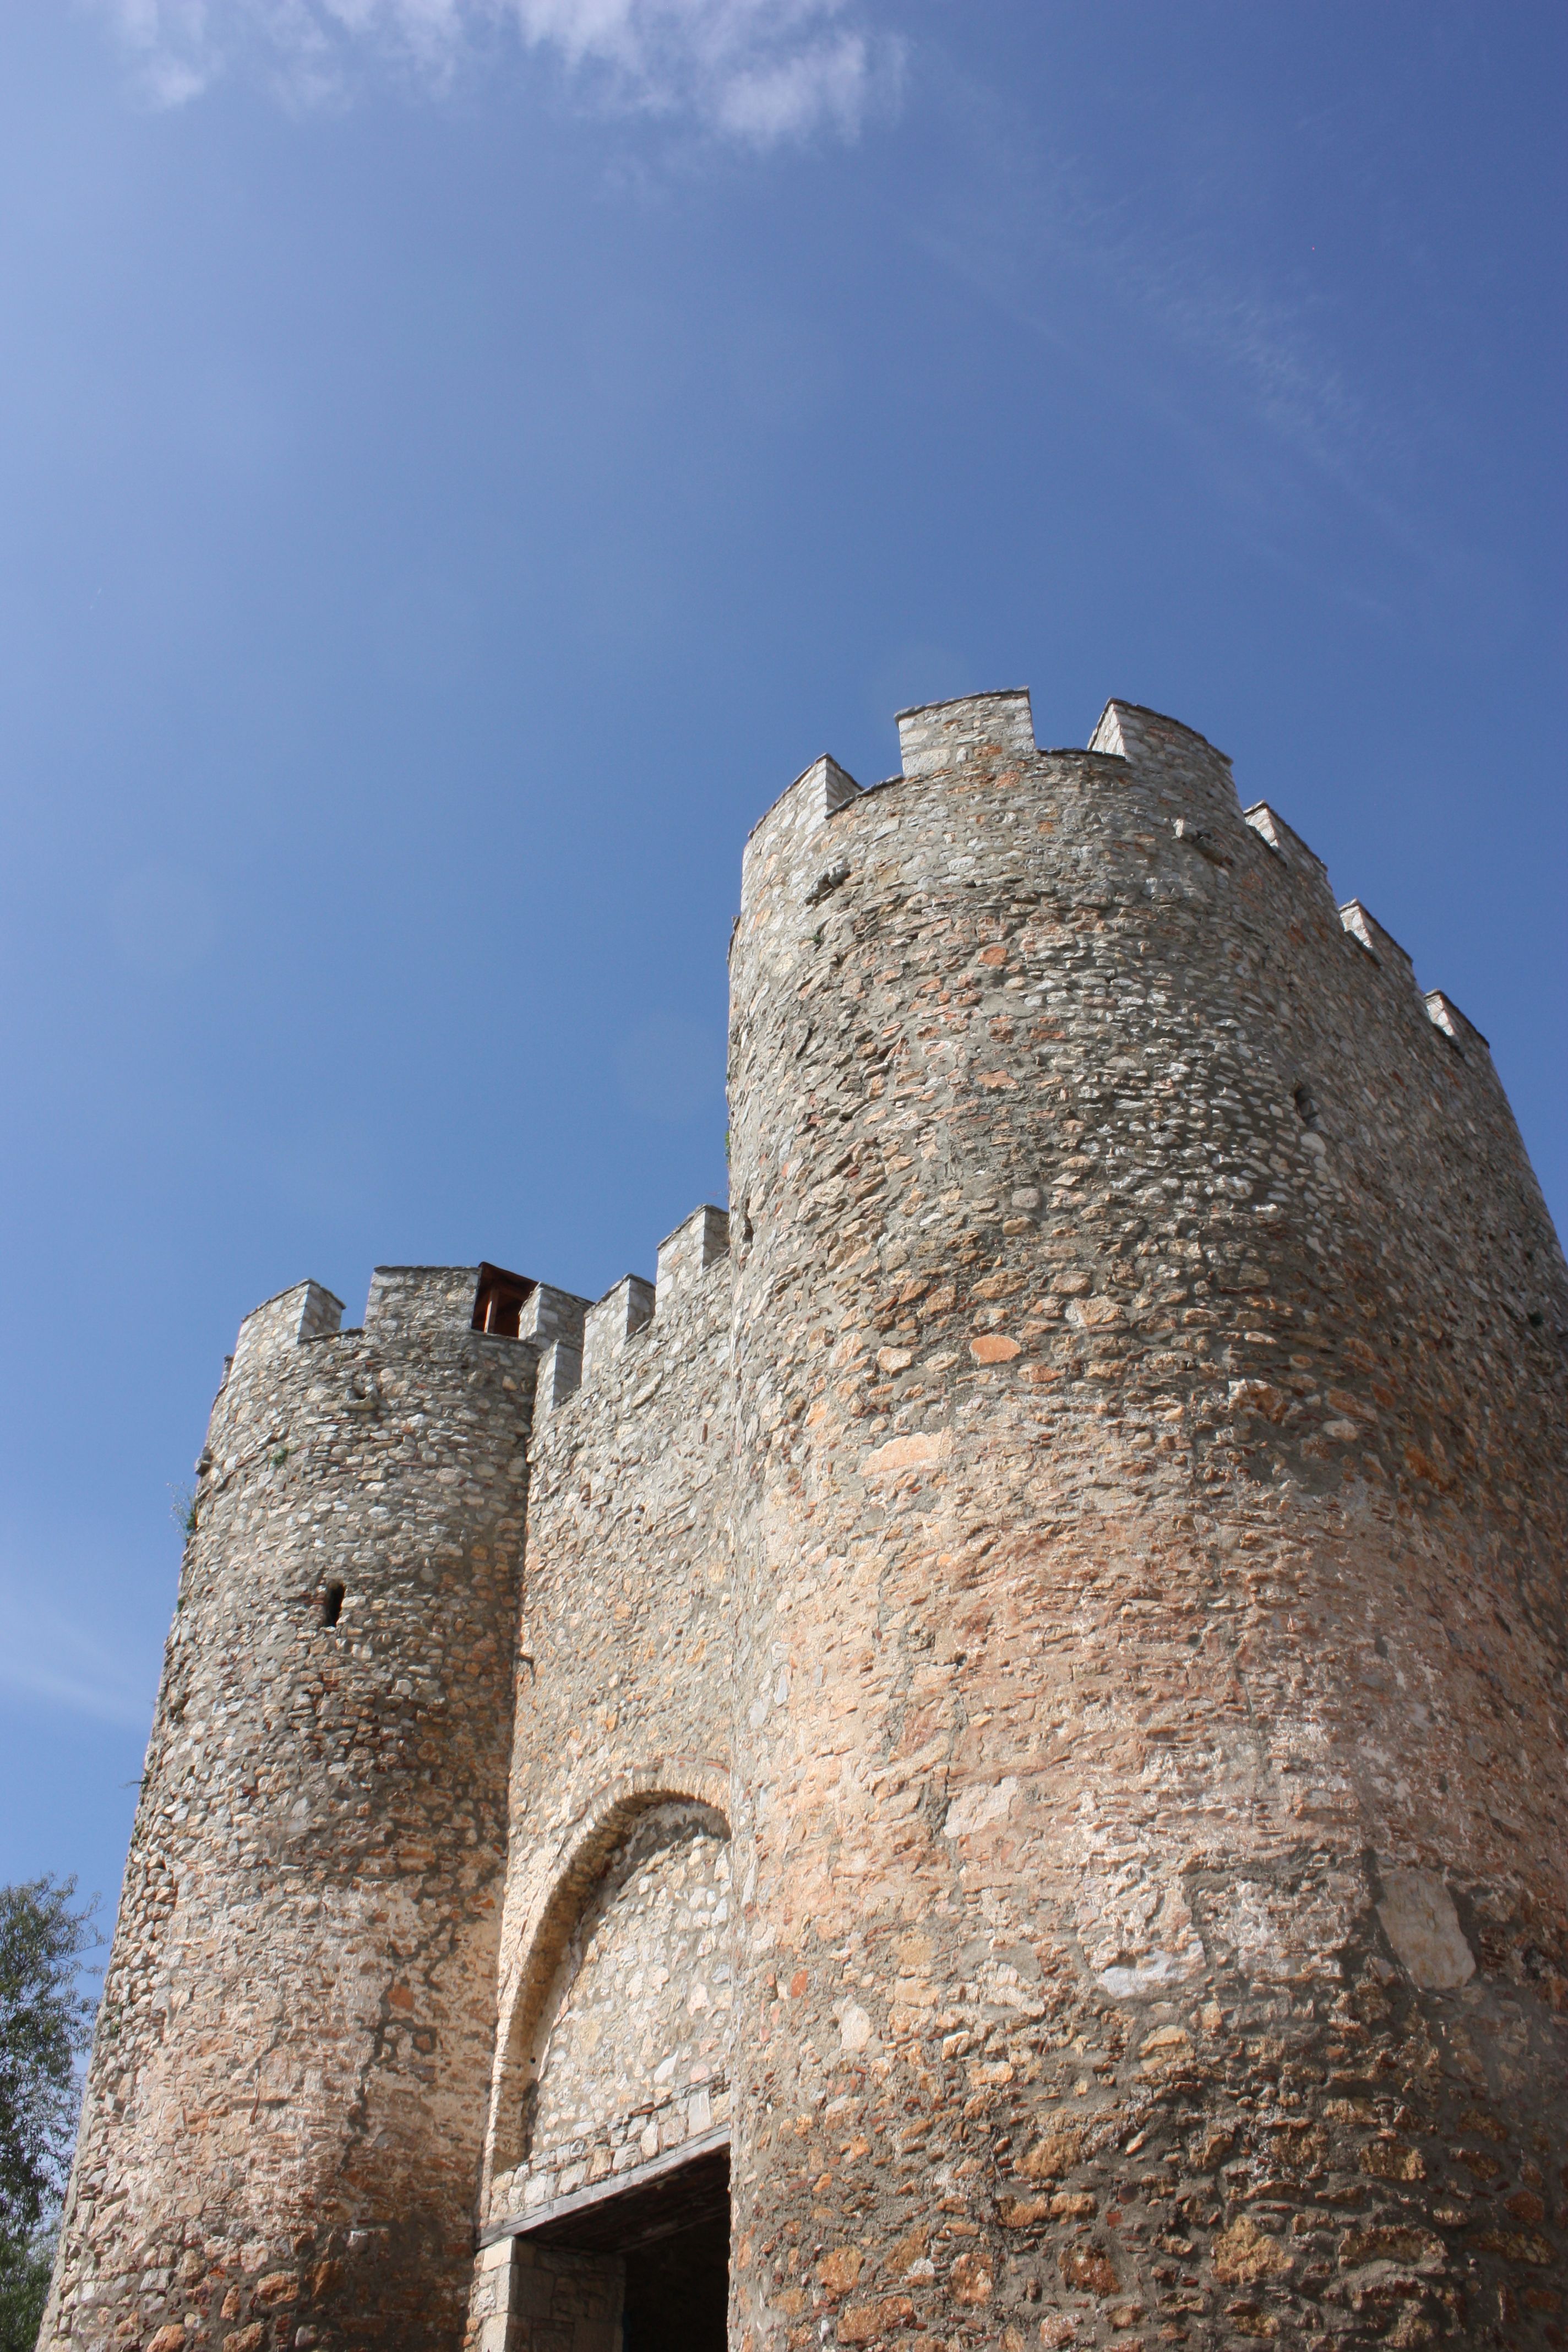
[1425,987,1490,1057]
[1339,896,1417,980]
[534,1204,731,1423]
[736,687,1500,1115]
[220,1262,590,1384]
[365,1261,492,1341]
[213,1210,733,1463]
[1243,799,1333,896]
[896,687,1036,777]
[1088,693,1231,780]
[219,689,1510,1471]
[656,1201,731,1293]
[582,1273,656,1381]
[230,1276,345,1369]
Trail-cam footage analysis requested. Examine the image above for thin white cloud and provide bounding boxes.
[0,1575,157,1731]
[907,65,1438,586]
[96,0,903,143]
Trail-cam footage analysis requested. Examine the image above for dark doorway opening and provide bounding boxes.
[621,2206,728,2352]
[472,1262,535,1338]
[520,2141,729,2352]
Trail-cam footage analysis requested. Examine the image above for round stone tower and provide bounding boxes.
[43,1266,533,2352]
[726,694,1567,2348]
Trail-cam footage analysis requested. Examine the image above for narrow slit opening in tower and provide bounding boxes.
[516,2141,728,2352]
[321,1581,345,1627]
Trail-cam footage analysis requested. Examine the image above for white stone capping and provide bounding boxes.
[1425,989,1490,1055]
[1340,899,1418,987]
[1244,800,1332,885]
[897,688,1035,779]
[231,1279,344,1368]
[581,1276,655,1384]
[655,1205,731,1296]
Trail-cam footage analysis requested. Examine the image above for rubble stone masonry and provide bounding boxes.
[45,690,1567,2352]
[43,1268,532,2349]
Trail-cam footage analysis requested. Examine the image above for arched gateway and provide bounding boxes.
[474,1784,733,2352]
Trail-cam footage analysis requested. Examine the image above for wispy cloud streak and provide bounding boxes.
[97,0,903,142]
[0,1575,158,1731]
[906,65,1440,590]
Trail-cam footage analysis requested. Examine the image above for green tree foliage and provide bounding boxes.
[0,1879,97,2352]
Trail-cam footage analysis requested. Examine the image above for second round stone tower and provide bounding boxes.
[725,692,1567,2348]
[43,1267,538,2348]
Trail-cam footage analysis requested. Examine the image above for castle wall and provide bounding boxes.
[43,682,1568,2352]
[480,1206,734,2240]
[43,1270,532,2352]
[725,693,1567,2350]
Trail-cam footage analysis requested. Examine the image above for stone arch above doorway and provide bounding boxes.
[488,1774,732,2221]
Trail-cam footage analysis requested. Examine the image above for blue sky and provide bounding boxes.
[1,0,1564,1936]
